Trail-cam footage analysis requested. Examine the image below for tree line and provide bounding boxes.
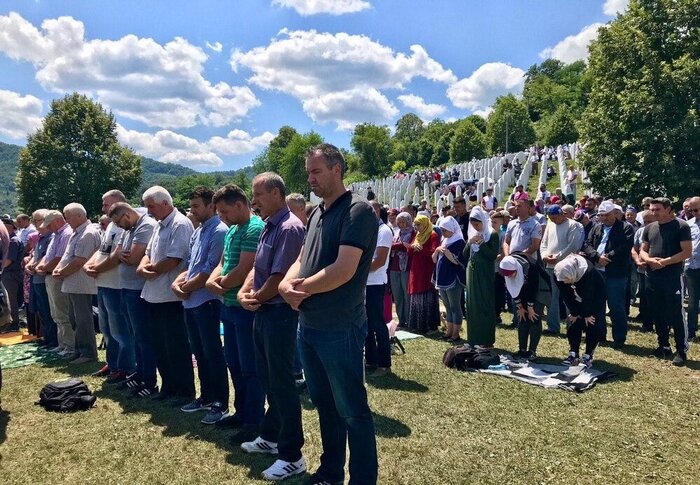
[15,0,698,214]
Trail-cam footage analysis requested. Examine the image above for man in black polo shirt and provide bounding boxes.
[279,143,378,485]
[641,197,692,365]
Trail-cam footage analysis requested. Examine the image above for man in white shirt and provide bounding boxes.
[540,205,584,335]
[481,188,497,211]
[365,201,393,377]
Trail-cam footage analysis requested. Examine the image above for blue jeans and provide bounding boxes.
[220,304,264,429]
[604,274,628,345]
[298,321,378,485]
[33,282,57,347]
[99,287,135,372]
[122,289,157,388]
[546,268,562,333]
[184,299,228,404]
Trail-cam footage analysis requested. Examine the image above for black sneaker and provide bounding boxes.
[562,352,579,366]
[230,427,259,445]
[304,472,343,485]
[132,384,158,398]
[180,397,212,413]
[672,352,687,366]
[151,390,175,401]
[215,413,243,429]
[652,347,673,359]
[526,351,537,362]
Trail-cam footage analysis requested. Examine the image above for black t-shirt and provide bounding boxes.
[642,219,691,281]
[457,213,470,240]
[299,191,378,330]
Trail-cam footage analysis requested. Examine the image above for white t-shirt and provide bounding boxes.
[95,222,123,289]
[367,223,394,286]
[482,195,497,211]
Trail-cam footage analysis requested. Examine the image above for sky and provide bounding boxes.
[0,0,628,171]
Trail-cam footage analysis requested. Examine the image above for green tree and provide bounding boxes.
[350,123,393,177]
[431,126,456,167]
[394,113,425,142]
[252,125,298,174]
[449,121,487,163]
[17,93,141,216]
[465,114,487,133]
[485,94,536,154]
[278,131,324,196]
[541,105,579,146]
[172,173,217,212]
[579,0,700,203]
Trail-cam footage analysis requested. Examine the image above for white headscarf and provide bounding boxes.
[467,206,494,253]
[554,254,588,285]
[438,216,463,247]
[499,256,525,298]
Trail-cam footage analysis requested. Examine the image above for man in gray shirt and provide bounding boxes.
[137,186,194,402]
[503,199,542,257]
[109,202,158,396]
[53,203,101,364]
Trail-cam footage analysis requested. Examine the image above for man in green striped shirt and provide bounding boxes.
[206,184,265,444]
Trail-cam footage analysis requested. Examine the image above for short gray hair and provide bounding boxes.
[142,186,173,206]
[103,189,126,202]
[306,143,346,177]
[253,172,286,198]
[286,193,306,211]
[63,203,87,217]
[32,209,49,220]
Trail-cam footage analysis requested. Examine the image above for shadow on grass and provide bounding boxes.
[0,408,9,445]
[93,384,306,483]
[366,372,429,392]
[373,412,411,438]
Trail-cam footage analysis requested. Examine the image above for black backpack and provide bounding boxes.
[36,378,97,412]
[443,345,499,371]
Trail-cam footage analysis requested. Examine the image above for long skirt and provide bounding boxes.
[408,290,440,333]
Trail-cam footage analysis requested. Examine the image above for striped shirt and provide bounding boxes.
[222,215,263,307]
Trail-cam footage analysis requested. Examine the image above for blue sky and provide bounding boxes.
[0,0,627,171]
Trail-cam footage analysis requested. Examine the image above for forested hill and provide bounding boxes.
[0,141,255,214]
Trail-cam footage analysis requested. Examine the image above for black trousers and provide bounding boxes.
[148,301,195,398]
[567,318,599,357]
[365,284,391,368]
[647,277,688,353]
[254,304,303,462]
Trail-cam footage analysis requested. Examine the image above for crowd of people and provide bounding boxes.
[0,142,696,484]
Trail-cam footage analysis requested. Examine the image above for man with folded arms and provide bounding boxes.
[237,172,306,481]
[53,203,101,364]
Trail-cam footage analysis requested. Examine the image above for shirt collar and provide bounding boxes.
[266,206,290,227]
[159,208,178,228]
[319,190,352,217]
[55,223,70,235]
[200,214,221,231]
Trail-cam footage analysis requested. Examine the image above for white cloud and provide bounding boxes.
[206,41,223,53]
[0,89,43,139]
[0,13,260,129]
[207,129,275,155]
[117,125,274,168]
[603,0,628,16]
[397,94,446,121]
[272,0,371,16]
[302,88,399,130]
[446,62,525,112]
[117,125,224,167]
[539,23,605,64]
[231,29,454,129]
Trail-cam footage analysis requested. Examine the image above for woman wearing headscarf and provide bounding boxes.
[405,214,440,333]
[389,212,415,328]
[499,254,542,360]
[554,254,606,367]
[432,216,467,341]
[464,207,500,347]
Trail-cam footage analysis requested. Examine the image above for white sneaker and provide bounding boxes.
[262,457,306,481]
[241,436,278,455]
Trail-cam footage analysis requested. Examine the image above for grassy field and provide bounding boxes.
[1,317,699,485]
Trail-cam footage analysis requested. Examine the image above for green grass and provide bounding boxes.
[1,319,699,484]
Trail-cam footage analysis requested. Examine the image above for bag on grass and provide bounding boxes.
[36,378,96,412]
[443,345,499,371]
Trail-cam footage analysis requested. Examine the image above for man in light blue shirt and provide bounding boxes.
[137,186,194,402]
[684,196,700,340]
[172,187,229,424]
